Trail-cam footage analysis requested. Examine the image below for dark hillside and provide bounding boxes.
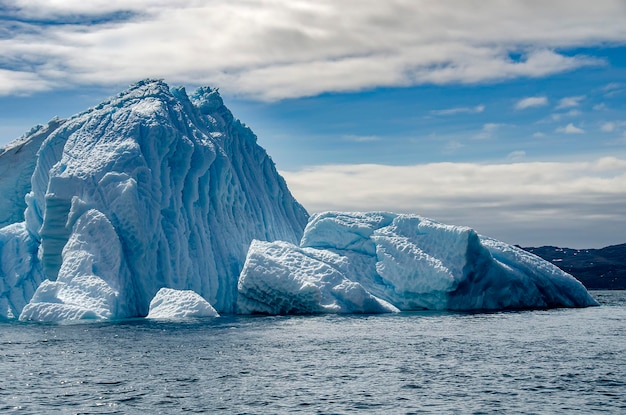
[522,244,626,290]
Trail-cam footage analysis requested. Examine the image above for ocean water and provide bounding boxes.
[1,291,624,414]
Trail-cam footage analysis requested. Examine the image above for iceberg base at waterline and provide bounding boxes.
[237,212,598,315]
[8,210,599,321]
[17,211,599,320]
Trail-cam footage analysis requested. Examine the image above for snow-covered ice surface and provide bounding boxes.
[237,239,399,314]
[0,79,308,321]
[237,212,598,314]
[147,288,219,319]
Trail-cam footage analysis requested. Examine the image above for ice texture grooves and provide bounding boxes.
[0,119,64,228]
[1,79,308,320]
[237,212,598,314]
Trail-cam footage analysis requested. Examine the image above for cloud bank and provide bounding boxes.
[281,157,626,248]
[1,0,624,99]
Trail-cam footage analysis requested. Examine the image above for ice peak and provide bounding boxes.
[122,78,171,99]
[191,86,223,114]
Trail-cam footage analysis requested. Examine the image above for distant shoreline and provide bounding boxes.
[522,244,626,290]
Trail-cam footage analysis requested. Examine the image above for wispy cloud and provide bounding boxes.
[556,95,585,109]
[602,83,621,91]
[281,157,626,247]
[444,140,465,153]
[343,134,380,142]
[600,121,626,133]
[601,83,624,97]
[515,96,548,110]
[430,105,485,116]
[475,123,502,139]
[601,122,616,132]
[0,1,619,99]
[551,109,582,121]
[506,150,526,161]
[556,123,585,134]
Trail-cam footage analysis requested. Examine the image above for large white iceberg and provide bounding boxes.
[0,80,597,321]
[1,80,308,320]
[237,212,598,314]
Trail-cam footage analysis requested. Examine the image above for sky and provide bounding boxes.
[1,0,626,248]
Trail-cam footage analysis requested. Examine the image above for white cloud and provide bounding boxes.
[430,105,485,116]
[0,69,54,96]
[0,1,621,99]
[600,121,626,133]
[601,82,624,97]
[515,96,548,110]
[601,122,616,132]
[281,157,626,247]
[532,132,546,138]
[556,95,585,109]
[565,109,582,117]
[551,109,582,121]
[602,83,621,91]
[556,123,585,134]
[475,123,501,139]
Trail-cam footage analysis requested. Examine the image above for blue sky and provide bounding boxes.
[1,1,625,248]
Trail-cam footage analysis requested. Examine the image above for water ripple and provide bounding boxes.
[0,291,624,413]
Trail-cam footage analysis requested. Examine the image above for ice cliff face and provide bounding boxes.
[237,212,598,314]
[0,80,308,320]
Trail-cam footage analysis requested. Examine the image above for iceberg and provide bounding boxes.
[1,79,308,320]
[237,212,598,314]
[0,80,597,321]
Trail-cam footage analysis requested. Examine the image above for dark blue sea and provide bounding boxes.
[1,291,624,414]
